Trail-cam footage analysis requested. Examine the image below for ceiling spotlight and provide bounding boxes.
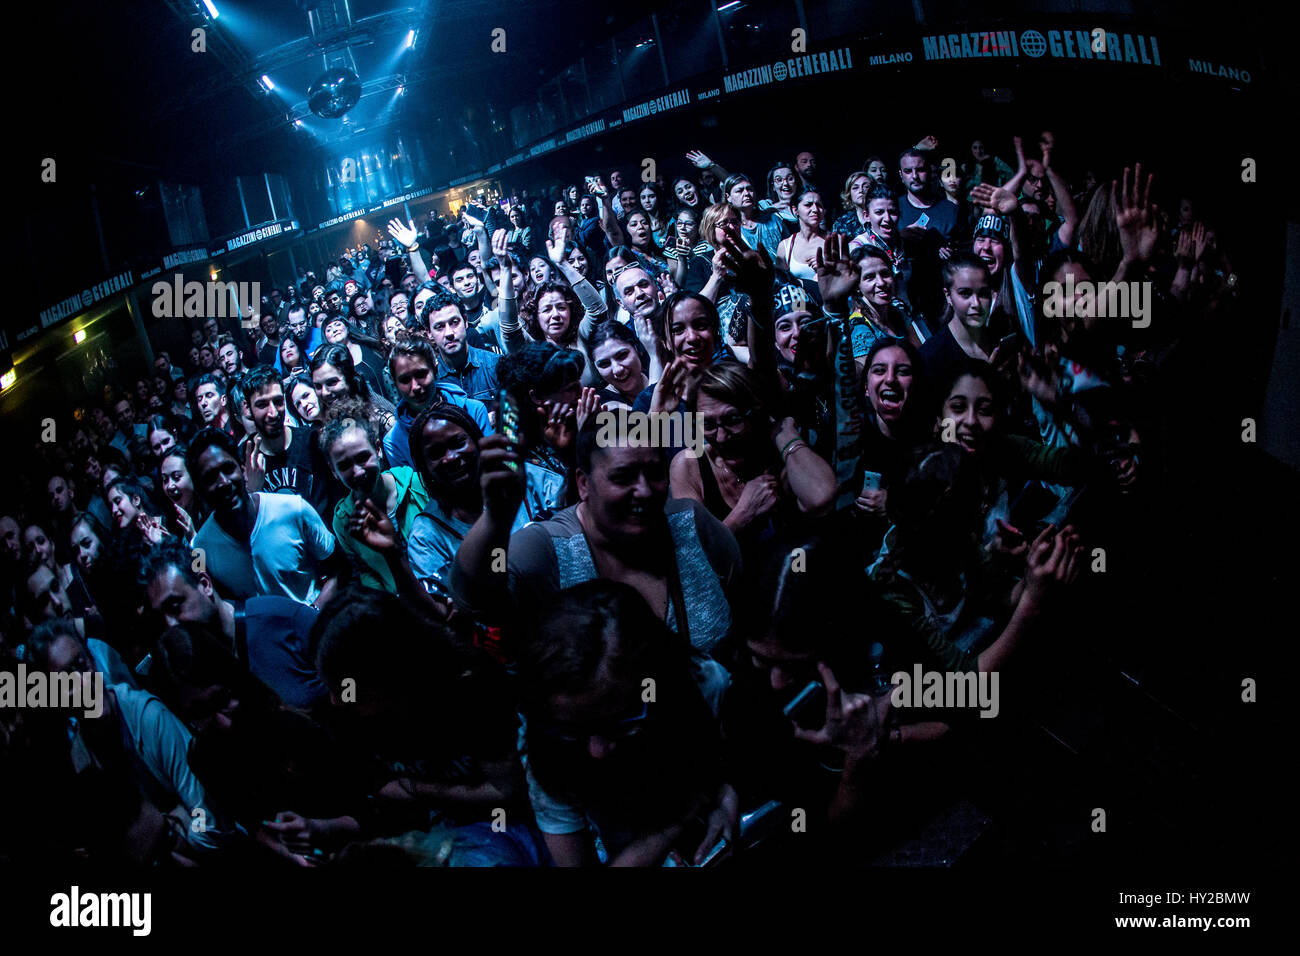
[260,75,275,92]
[405,29,416,49]
[308,67,362,118]
[202,0,220,19]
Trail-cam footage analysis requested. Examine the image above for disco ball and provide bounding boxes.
[308,68,362,118]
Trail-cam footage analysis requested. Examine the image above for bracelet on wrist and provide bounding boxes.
[780,438,807,461]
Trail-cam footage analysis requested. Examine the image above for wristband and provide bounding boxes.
[780,439,806,462]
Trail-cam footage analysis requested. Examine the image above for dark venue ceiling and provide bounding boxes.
[32,0,666,182]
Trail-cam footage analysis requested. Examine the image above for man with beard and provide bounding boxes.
[241,366,321,506]
[215,335,247,378]
[425,288,501,401]
[322,417,429,594]
[188,428,341,606]
[284,303,323,358]
[794,150,818,191]
[895,149,960,321]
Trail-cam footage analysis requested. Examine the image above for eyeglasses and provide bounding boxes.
[534,700,650,742]
[701,408,756,435]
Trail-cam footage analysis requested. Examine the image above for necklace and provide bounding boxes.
[712,453,748,487]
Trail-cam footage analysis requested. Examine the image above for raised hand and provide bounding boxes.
[1012,135,1027,175]
[587,176,608,197]
[1021,524,1084,608]
[347,497,402,553]
[1190,221,1209,262]
[170,499,196,540]
[914,134,939,151]
[715,231,771,299]
[791,662,891,761]
[491,228,511,262]
[135,513,169,546]
[649,357,697,415]
[685,149,714,170]
[969,182,1020,215]
[813,232,859,307]
[244,438,266,493]
[1114,163,1158,264]
[540,400,577,450]
[575,386,602,433]
[1039,130,1055,171]
[388,218,419,250]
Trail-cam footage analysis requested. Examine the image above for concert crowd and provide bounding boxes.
[0,130,1240,866]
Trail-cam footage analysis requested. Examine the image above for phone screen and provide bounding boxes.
[498,388,523,472]
[783,680,827,730]
[915,212,930,229]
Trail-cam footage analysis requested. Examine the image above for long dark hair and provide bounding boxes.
[310,343,372,403]
[584,320,651,390]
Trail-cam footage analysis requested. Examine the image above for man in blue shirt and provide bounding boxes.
[383,338,493,469]
[426,288,501,403]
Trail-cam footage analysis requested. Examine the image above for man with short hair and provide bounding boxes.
[155,352,184,383]
[188,427,342,606]
[612,266,669,394]
[794,150,818,190]
[110,397,146,458]
[425,288,501,401]
[192,373,233,434]
[383,338,492,470]
[896,148,958,243]
[141,539,328,709]
[283,303,322,359]
[216,335,247,378]
[242,365,320,503]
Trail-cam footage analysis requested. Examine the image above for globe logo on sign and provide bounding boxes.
[1019,30,1047,58]
[773,60,788,81]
